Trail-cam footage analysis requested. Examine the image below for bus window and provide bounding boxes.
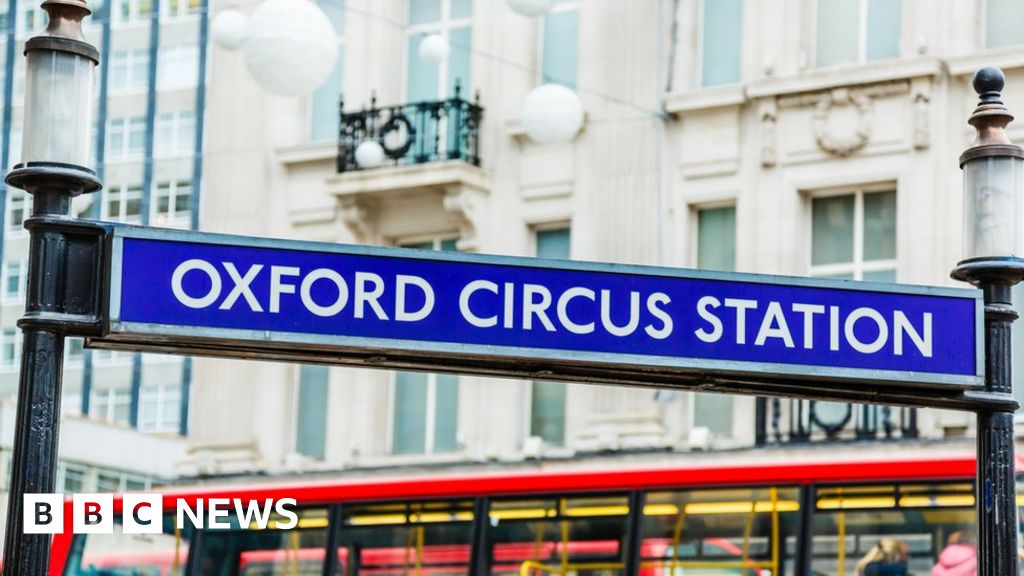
[640,486,800,576]
[196,507,330,576]
[811,483,975,576]
[337,500,475,575]
[63,514,190,576]
[488,494,632,576]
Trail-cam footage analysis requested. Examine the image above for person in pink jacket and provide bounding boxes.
[931,531,977,576]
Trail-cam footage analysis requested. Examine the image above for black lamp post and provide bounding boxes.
[1,0,100,572]
[951,67,1024,576]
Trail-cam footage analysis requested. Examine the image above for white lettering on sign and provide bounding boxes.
[692,297,933,358]
[165,259,935,358]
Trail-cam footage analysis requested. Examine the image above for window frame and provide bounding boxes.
[695,0,744,87]
[307,0,346,142]
[536,0,579,87]
[1,259,26,304]
[388,231,461,456]
[93,385,133,424]
[806,185,898,281]
[689,200,737,269]
[153,179,193,227]
[402,0,473,102]
[813,0,902,67]
[138,380,182,433]
[389,371,460,455]
[5,189,28,236]
[103,182,144,223]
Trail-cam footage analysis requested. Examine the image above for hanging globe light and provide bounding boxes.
[241,0,338,96]
[354,140,386,169]
[418,34,450,65]
[211,9,249,50]
[521,84,585,144]
[507,0,556,17]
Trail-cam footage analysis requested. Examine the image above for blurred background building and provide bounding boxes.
[183,0,1024,479]
[0,0,1023,514]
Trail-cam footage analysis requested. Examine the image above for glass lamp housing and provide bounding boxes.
[21,48,94,168]
[962,154,1024,260]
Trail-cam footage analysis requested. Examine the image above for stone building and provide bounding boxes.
[179,0,1024,476]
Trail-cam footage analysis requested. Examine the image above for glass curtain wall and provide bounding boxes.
[0,0,208,436]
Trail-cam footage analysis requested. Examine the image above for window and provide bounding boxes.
[62,464,86,493]
[693,207,735,436]
[16,2,45,35]
[138,381,182,433]
[2,260,25,303]
[295,364,328,459]
[700,0,742,86]
[1,328,19,367]
[114,0,153,24]
[540,0,578,88]
[64,516,191,576]
[811,483,975,575]
[154,110,195,156]
[105,183,143,223]
[94,386,132,424]
[109,50,149,92]
[157,44,199,88]
[405,0,472,101]
[490,494,632,573]
[816,0,900,67]
[93,349,132,367]
[339,501,473,575]
[153,180,192,227]
[986,0,1024,48]
[309,0,345,141]
[195,509,326,574]
[66,338,85,362]
[392,371,459,455]
[810,189,896,281]
[161,0,201,18]
[696,206,736,272]
[530,228,570,446]
[106,117,147,159]
[392,235,460,455]
[7,190,28,233]
[642,486,800,574]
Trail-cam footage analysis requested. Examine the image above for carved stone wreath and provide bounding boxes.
[813,88,873,157]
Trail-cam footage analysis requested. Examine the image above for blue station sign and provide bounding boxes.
[100,227,983,389]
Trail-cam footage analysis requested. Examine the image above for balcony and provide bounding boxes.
[755,398,918,446]
[327,87,489,250]
[337,85,482,174]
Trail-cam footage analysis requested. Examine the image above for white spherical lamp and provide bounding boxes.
[241,0,339,96]
[521,84,585,144]
[212,10,249,50]
[355,140,385,169]
[507,0,556,17]
[418,34,450,65]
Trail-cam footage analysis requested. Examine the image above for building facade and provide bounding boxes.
[177,0,1024,479]
[0,0,208,514]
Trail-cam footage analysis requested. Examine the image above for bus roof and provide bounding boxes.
[101,454,979,511]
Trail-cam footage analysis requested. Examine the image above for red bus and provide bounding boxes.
[53,455,989,575]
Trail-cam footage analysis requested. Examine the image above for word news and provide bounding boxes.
[23,494,298,534]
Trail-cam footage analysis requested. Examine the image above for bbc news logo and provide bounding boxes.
[23,494,299,534]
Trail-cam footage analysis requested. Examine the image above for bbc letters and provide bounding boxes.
[23,494,298,534]
[114,237,978,380]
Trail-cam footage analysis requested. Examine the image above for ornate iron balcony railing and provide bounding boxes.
[337,84,483,173]
[755,398,918,446]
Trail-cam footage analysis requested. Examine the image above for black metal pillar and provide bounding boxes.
[951,67,1024,576]
[2,175,102,573]
[976,280,1020,576]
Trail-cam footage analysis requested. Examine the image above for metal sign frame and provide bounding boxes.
[90,226,985,402]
